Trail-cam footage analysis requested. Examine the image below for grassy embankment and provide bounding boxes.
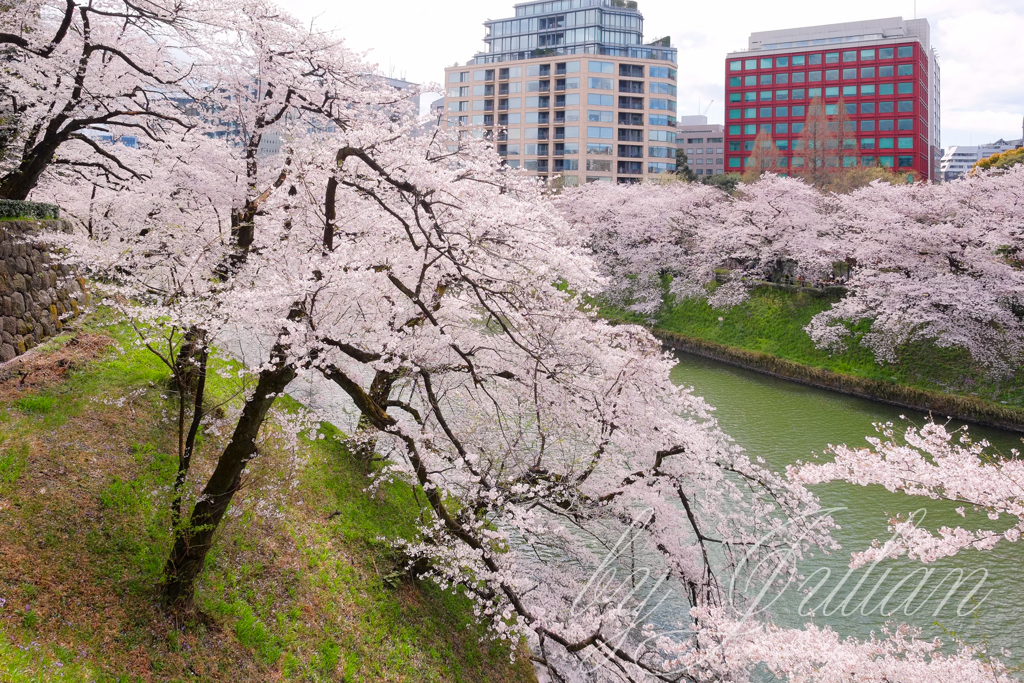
[0,313,535,682]
[602,285,1024,421]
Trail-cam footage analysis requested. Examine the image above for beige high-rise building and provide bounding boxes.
[443,0,679,185]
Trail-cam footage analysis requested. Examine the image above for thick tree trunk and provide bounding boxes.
[0,129,66,200]
[0,151,55,200]
[352,369,398,466]
[163,352,296,608]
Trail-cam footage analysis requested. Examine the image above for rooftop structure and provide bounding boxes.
[474,0,676,65]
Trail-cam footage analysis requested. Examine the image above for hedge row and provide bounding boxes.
[0,199,60,220]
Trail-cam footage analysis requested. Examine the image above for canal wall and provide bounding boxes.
[651,327,1024,434]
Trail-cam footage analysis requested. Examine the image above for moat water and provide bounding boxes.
[668,352,1023,665]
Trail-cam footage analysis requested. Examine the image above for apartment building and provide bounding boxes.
[724,17,941,181]
[939,138,1023,182]
[676,116,725,176]
[443,0,679,185]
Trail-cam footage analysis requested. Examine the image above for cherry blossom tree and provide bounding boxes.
[559,167,1024,375]
[0,0,210,199]
[264,130,851,680]
[803,166,1024,375]
[26,20,842,679]
[555,180,726,315]
[791,419,1024,567]
[559,174,840,314]
[21,3,1024,679]
[194,1,413,275]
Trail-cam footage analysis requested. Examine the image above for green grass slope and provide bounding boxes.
[0,318,535,682]
[607,285,1023,410]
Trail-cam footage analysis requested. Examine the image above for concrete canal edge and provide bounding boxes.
[649,326,1024,435]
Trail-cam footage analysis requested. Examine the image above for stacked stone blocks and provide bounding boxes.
[0,219,88,363]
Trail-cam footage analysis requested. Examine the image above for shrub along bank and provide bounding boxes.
[603,285,1024,432]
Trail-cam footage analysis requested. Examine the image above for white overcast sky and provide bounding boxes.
[284,0,1023,148]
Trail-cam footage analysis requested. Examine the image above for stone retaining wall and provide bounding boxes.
[0,220,88,362]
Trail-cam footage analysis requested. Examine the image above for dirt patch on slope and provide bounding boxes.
[0,333,114,400]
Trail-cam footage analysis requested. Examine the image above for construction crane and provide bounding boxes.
[702,100,714,117]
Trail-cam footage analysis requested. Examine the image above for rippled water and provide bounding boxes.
[670,352,1024,662]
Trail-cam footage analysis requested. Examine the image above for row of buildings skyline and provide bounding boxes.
[437,0,1020,185]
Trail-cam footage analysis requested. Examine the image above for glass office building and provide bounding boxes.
[443,0,679,185]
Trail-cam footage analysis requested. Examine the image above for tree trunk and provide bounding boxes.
[173,327,205,394]
[352,369,398,466]
[171,346,208,528]
[162,352,295,608]
[0,135,62,197]
[0,150,55,200]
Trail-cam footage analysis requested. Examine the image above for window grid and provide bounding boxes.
[722,41,929,178]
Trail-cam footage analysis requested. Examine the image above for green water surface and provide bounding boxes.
[670,352,1024,662]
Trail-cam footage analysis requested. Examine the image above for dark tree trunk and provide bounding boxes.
[0,145,58,200]
[352,369,398,466]
[171,346,208,527]
[163,351,296,608]
[173,327,205,394]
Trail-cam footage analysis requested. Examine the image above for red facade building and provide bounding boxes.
[724,18,940,181]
